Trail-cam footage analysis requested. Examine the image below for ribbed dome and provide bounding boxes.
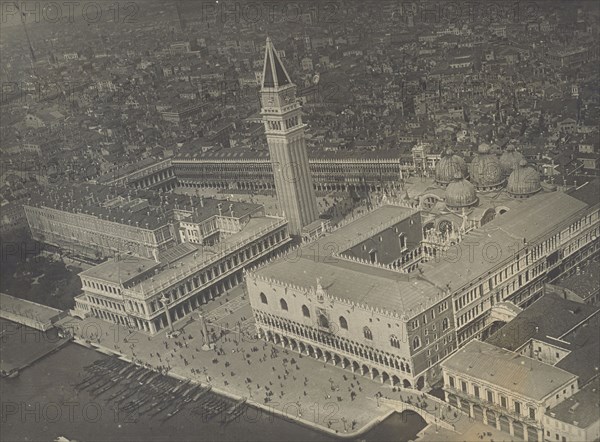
[445,173,478,209]
[507,160,541,197]
[435,149,467,186]
[470,143,504,190]
[500,145,525,176]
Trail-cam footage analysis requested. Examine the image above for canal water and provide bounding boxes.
[1,325,426,442]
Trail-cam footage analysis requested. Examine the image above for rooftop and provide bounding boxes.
[555,260,600,300]
[24,183,263,230]
[255,249,440,314]
[128,216,286,297]
[254,191,592,318]
[80,256,161,285]
[555,313,600,385]
[485,292,599,351]
[568,178,600,207]
[546,378,600,429]
[0,293,64,324]
[442,340,578,401]
[321,205,416,254]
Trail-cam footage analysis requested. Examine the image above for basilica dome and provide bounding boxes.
[470,143,505,191]
[435,149,467,186]
[499,145,525,177]
[507,160,542,198]
[445,173,478,209]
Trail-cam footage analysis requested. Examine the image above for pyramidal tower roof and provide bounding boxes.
[262,37,292,89]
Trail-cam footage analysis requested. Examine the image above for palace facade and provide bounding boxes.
[246,176,600,391]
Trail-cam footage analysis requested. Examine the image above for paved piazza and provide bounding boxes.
[57,283,514,440]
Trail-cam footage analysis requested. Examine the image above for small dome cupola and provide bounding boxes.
[470,143,505,191]
[445,172,478,209]
[507,160,542,198]
[435,148,467,186]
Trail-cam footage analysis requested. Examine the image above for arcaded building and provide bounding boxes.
[74,212,291,334]
[246,180,600,390]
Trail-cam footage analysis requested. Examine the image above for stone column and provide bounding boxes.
[161,295,174,332]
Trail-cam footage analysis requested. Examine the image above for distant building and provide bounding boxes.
[441,339,579,442]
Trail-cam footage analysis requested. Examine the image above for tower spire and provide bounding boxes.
[262,37,292,89]
[260,37,319,236]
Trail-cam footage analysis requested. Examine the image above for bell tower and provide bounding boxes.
[260,37,319,235]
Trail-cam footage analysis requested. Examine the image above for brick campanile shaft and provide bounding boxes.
[260,37,319,236]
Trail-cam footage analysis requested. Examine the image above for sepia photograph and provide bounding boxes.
[0,1,599,441]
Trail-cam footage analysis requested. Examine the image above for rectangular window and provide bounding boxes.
[473,386,480,398]
[529,407,536,419]
[514,401,521,414]
[500,396,507,408]
[449,376,455,388]
[487,390,493,403]
[461,381,467,393]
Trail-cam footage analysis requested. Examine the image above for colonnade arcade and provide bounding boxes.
[254,311,419,389]
[88,270,244,334]
[446,393,542,442]
[176,180,389,194]
[131,168,177,191]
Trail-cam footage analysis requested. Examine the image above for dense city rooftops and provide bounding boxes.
[546,378,600,429]
[442,340,578,401]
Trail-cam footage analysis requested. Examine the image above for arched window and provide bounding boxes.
[302,305,310,318]
[318,314,329,328]
[339,316,348,330]
[442,317,449,330]
[260,292,268,304]
[363,326,373,340]
[390,335,400,349]
[280,298,288,311]
[399,233,407,250]
[413,336,421,350]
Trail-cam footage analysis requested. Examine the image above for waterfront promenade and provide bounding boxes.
[56,284,512,440]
